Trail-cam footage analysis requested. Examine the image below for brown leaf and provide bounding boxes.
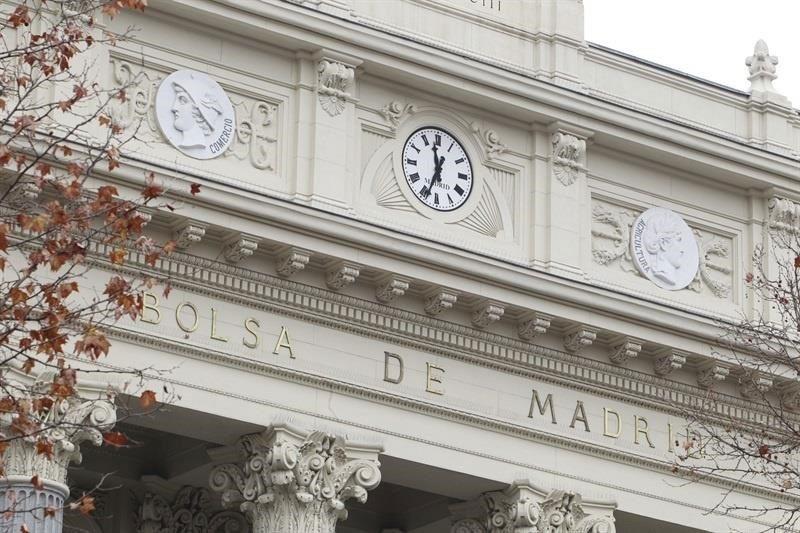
[69,495,95,515]
[109,248,126,265]
[30,475,44,491]
[139,390,157,409]
[34,439,54,459]
[102,431,129,447]
[189,182,201,195]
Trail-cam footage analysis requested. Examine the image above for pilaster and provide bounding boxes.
[294,49,362,213]
[209,424,382,533]
[538,122,592,279]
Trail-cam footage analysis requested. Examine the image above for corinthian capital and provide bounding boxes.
[209,424,382,533]
[449,480,616,533]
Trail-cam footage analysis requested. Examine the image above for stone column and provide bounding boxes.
[449,479,616,533]
[0,375,117,533]
[209,424,382,533]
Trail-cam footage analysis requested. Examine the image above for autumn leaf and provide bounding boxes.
[35,439,54,459]
[31,475,45,491]
[142,172,164,200]
[138,389,157,409]
[109,248,126,265]
[69,495,96,515]
[103,431,129,447]
[74,330,110,360]
[190,182,201,195]
[795,256,800,269]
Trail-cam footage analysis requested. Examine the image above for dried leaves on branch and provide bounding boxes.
[0,0,185,522]
[675,222,800,530]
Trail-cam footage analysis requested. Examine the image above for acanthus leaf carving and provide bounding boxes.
[425,289,458,316]
[209,428,381,533]
[608,336,643,365]
[317,59,355,117]
[551,132,586,186]
[376,274,411,304]
[696,363,729,389]
[563,326,598,354]
[472,301,505,329]
[276,247,311,278]
[471,123,508,160]
[326,261,361,290]
[518,312,552,341]
[653,349,687,376]
[381,101,417,132]
[449,481,614,533]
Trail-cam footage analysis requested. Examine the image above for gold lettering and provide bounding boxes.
[603,408,621,438]
[210,307,228,342]
[426,363,445,395]
[528,389,556,424]
[570,400,590,432]
[634,415,655,448]
[141,292,161,324]
[384,352,404,384]
[273,326,294,358]
[175,302,199,333]
[243,317,260,349]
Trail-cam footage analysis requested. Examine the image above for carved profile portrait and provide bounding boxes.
[631,207,699,291]
[156,70,235,160]
[170,79,224,149]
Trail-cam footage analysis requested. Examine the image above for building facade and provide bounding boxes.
[7,0,800,532]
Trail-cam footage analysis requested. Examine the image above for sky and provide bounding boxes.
[584,0,800,104]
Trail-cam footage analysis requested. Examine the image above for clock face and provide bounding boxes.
[401,127,473,212]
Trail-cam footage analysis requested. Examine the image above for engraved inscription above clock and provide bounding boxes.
[402,127,473,212]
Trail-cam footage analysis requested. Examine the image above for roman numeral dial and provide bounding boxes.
[401,127,473,212]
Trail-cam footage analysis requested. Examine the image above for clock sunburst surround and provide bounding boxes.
[401,127,474,212]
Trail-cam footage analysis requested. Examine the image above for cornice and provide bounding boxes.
[96,241,793,431]
[151,0,800,180]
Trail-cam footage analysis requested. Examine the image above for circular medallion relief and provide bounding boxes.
[155,70,235,159]
[630,207,699,290]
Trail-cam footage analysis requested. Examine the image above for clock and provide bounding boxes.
[401,127,473,212]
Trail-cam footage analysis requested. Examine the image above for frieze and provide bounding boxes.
[85,237,792,443]
[591,198,734,300]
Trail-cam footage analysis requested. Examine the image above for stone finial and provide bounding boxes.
[209,426,382,533]
[137,487,247,533]
[746,40,778,91]
[746,40,790,105]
